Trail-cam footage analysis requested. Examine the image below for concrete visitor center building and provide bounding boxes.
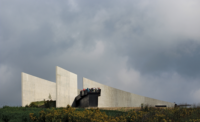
[22,66,175,108]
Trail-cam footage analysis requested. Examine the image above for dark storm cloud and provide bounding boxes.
[0,0,200,107]
[125,40,200,78]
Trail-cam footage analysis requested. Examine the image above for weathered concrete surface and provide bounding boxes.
[77,89,81,95]
[56,66,77,107]
[21,72,56,107]
[83,78,174,107]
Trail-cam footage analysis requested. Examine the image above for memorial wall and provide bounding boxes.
[56,66,77,107]
[22,66,174,108]
[21,73,56,107]
[83,77,174,107]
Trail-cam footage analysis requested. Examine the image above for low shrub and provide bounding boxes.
[44,100,56,108]
[2,106,10,109]
[29,102,38,108]
[2,114,10,122]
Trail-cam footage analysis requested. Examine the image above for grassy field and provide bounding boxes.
[0,106,127,122]
[0,105,200,122]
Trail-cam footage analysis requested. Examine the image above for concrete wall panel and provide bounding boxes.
[83,77,174,107]
[77,89,81,95]
[21,72,56,107]
[56,66,77,107]
[130,93,145,107]
[144,97,174,107]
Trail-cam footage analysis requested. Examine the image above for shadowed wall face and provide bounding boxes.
[21,72,56,107]
[83,78,175,107]
[56,66,77,107]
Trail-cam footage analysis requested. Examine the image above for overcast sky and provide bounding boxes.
[1,0,200,107]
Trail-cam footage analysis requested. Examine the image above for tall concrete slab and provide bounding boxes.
[21,72,56,107]
[56,66,77,107]
[83,78,174,107]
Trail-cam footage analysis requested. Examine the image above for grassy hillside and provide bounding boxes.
[0,105,200,122]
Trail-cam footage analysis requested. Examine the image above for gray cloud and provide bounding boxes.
[125,40,200,78]
[0,0,200,107]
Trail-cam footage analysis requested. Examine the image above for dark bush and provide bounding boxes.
[2,106,10,109]
[29,102,38,108]
[21,115,28,122]
[44,100,56,108]
[2,114,10,122]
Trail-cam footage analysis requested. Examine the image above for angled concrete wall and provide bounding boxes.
[77,89,81,95]
[56,66,77,107]
[21,72,56,107]
[83,78,174,107]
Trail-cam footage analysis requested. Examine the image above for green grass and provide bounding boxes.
[32,101,45,106]
[0,106,128,121]
[1,105,200,122]
[0,106,42,122]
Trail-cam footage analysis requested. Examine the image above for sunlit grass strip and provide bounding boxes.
[32,101,45,106]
